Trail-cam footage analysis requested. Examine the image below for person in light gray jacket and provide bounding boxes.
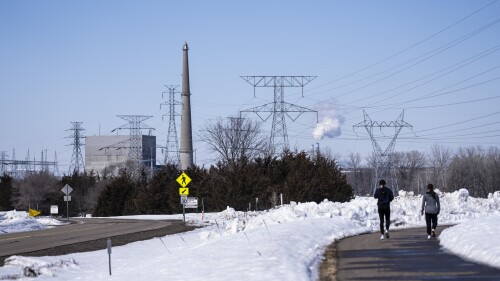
[421,184,440,239]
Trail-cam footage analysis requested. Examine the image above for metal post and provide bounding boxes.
[107,238,112,275]
[280,193,283,207]
[66,199,69,222]
[201,198,205,222]
[255,198,258,211]
[182,204,186,223]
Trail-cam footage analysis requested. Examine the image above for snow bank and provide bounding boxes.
[0,189,499,280]
[0,211,67,234]
[0,211,46,234]
[440,214,500,269]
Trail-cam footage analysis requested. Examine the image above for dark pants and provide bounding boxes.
[378,205,391,234]
[425,213,438,235]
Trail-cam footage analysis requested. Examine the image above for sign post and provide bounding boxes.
[176,172,192,223]
[61,184,73,222]
[107,238,112,276]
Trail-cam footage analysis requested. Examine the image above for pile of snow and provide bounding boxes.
[0,211,46,234]
[440,214,500,269]
[0,189,499,280]
[0,211,64,234]
[1,257,78,279]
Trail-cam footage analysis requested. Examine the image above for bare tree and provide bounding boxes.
[12,171,59,211]
[428,145,452,191]
[448,146,487,197]
[346,152,364,195]
[392,151,426,193]
[485,146,500,195]
[201,116,269,170]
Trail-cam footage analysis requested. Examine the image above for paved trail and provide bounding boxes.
[321,226,500,281]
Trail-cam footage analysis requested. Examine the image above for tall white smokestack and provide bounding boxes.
[180,42,194,170]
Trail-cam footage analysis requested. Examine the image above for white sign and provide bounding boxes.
[180,196,188,204]
[50,205,59,214]
[61,184,73,195]
[184,197,198,209]
[64,196,72,201]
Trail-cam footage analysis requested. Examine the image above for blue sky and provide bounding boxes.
[1,0,499,172]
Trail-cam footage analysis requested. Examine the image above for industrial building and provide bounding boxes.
[85,135,156,175]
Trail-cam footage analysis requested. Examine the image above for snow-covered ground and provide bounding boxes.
[1,188,499,280]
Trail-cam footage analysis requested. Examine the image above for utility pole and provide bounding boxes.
[67,122,85,174]
[240,76,318,155]
[161,85,181,167]
[353,110,412,193]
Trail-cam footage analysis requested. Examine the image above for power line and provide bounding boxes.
[347,44,500,107]
[330,17,500,101]
[405,111,500,135]
[303,0,499,95]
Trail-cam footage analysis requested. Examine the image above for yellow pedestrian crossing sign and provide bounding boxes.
[176,172,191,187]
[179,188,189,195]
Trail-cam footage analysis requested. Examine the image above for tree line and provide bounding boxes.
[2,145,499,216]
[0,151,353,216]
[2,115,498,215]
[345,145,500,197]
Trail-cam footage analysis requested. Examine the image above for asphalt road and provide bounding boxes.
[321,226,500,281]
[0,218,194,266]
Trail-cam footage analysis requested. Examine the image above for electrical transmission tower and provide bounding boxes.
[54,151,59,176]
[240,76,318,155]
[0,151,8,174]
[67,122,85,174]
[161,85,181,167]
[353,110,412,193]
[112,115,155,167]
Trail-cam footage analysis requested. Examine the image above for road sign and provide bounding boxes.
[61,184,73,195]
[179,188,189,195]
[176,172,191,187]
[29,208,41,217]
[50,205,59,214]
[184,197,198,209]
[64,196,72,201]
[180,196,188,204]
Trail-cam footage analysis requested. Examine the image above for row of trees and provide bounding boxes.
[0,171,108,215]
[2,116,498,216]
[0,151,353,216]
[2,144,498,215]
[93,151,353,216]
[345,146,500,197]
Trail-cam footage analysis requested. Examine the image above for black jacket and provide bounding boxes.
[374,186,394,206]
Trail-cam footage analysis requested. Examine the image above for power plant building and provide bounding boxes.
[85,135,156,175]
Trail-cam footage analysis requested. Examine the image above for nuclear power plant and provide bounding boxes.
[85,135,156,175]
[0,42,194,176]
[83,42,194,175]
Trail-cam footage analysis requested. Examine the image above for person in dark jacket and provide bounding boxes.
[374,179,394,239]
[421,183,440,239]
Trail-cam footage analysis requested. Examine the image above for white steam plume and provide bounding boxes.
[313,100,344,140]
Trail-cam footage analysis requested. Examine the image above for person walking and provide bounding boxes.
[421,183,440,239]
[374,179,394,239]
